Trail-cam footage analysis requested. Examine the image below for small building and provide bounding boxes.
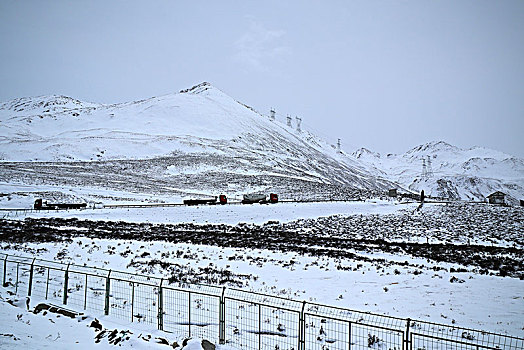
[487,191,506,205]
[388,189,397,197]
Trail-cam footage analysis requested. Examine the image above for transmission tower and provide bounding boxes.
[421,157,428,180]
[270,108,275,121]
[426,155,433,178]
[337,138,341,151]
[286,115,292,128]
[295,116,302,132]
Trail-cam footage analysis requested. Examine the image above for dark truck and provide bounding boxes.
[183,195,227,206]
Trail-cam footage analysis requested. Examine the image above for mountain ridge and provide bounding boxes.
[1,83,521,204]
[352,141,524,204]
[0,82,398,203]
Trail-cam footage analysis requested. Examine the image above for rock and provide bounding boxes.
[156,337,169,345]
[201,339,215,350]
[89,318,103,331]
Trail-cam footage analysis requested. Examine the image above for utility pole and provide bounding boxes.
[295,117,302,132]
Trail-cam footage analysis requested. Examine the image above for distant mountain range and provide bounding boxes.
[353,141,524,204]
[1,82,522,204]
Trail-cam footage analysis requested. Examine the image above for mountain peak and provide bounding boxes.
[406,140,459,155]
[352,147,381,159]
[0,95,98,114]
[179,82,214,95]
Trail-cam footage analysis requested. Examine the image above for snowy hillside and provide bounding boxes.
[0,83,394,206]
[2,84,521,206]
[353,141,524,204]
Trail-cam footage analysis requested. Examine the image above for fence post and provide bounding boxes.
[188,291,192,337]
[2,254,7,287]
[158,279,164,331]
[104,270,112,315]
[84,274,88,310]
[405,318,411,350]
[131,282,135,322]
[258,304,262,350]
[348,321,352,350]
[15,263,19,294]
[28,258,36,296]
[219,286,226,345]
[63,263,70,305]
[298,301,306,350]
[45,268,50,299]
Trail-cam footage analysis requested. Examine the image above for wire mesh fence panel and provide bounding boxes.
[224,288,305,350]
[259,305,300,350]
[65,271,87,310]
[224,298,260,349]
[109,279,133,321]
[3,261,20,294]
[410,320,524,350]
[15,262,31,297]
[303,302,407,350]
[304,314,350,350]
[411,334,486,350]
[186,292,220,342]
[111,270,162,289]
[224,299,301,350]
[30,265,50,299]
[133,283,158,326]
[44,268,67,304]
[85,274,106,312]
[349,323,404,350]
[1,254,523,350]
[163,287,191,336]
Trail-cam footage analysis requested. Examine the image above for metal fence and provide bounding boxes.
[1,253,522,350]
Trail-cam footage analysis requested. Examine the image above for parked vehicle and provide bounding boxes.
[34,198,87,210]
[241,193,267,204]
[241,193,279,204]
[183,195,228,206]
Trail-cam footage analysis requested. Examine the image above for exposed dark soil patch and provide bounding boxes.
[1,202,522,278]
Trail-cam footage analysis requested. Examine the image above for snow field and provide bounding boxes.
[0,200,522,349]
[6,199,412,225]
[0,287,234,349]
[1,235,522,337]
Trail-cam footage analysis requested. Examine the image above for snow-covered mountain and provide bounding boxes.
[0,82,394,202]
[353,141,524,204]
[2,84,521,205]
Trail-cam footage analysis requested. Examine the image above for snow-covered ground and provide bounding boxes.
[1,201,522,343]
[2,238,522,336]
[3,199,410,225]
[1,82,522,348]
[0,287,233,349]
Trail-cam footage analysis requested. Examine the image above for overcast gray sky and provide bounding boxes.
[1,1,523,157]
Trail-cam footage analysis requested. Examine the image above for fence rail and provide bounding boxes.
[1,253,522,350]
